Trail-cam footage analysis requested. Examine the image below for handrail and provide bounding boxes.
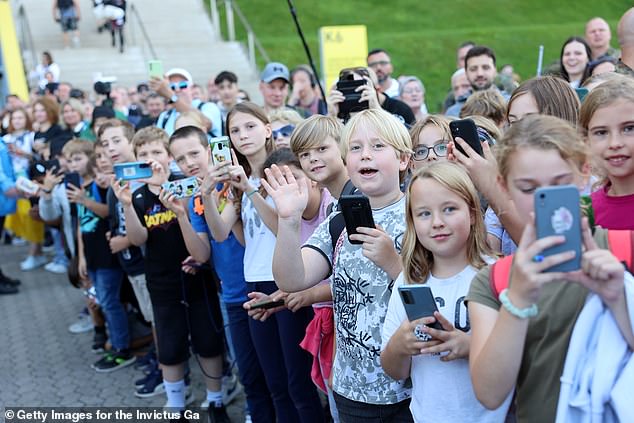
[15,3,38,78]
[128,2,158,60]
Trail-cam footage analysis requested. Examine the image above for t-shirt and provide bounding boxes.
[484,207,516,256]
[382,265,511,423]
[591,185,634,230]
[382,96,416,126]
[78,182,118,270]
[241,176,277,282]
[132,183,190,285]
[107,187,145,276]
[2,131,34,176]
[304,195,410,404]
[34,124,72,159]
[189,194,248,305]
[155,99,222,137]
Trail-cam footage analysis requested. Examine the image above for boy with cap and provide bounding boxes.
[259,62,293,114]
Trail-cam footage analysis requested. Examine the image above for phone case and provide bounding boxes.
[113,162,153,181]
[209,136,232,166]
[16,176,40,195]
[148,60,163,79]
[398,285,443,330]
[339,195,375,245]
[450,118,483,157]
[161,177,200,199]
[534,185,582,272]
[336,79,369,118]
[64,172,81,188]
[251,299,285,310]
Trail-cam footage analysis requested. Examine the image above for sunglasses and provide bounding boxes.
[413,142,448,161]
[272,124,295,140]
[169,81,190,91]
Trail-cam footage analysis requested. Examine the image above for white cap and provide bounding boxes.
[165,68,193,83]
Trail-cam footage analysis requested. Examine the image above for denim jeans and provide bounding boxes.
[50,227,68,265]
[333,392,413,423]
[248,281,324,423]
[89,267,128,350]
[226,302,275,423]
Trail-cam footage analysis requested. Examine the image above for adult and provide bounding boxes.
[456,41,476,69]
[259,62,292,115]
[288,65,327,116]
[32,52,60,90]
[559,36,592,88]
[31,97,72,160]
[1,95,25,136]
[585,17,619,60]
[151,67,222,136]
[616,7,634,77]
[442,41,477,112]
[52,0,81,48]
[206,75,221,103]
[136,93,166,129]
[61,98,95,141]
[398,76,428,121]
[215,71,241,123]
[589,56,618,76]
[367,49,400,98]
[56,82,72,103]
[0,139,19,294]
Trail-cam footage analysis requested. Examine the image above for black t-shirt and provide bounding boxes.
[79,182,119,270]
[382,96,416,126]
[107,188,145,276]
[34,124,73,159]
[132,183,190,285]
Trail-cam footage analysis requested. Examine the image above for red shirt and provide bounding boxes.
[591,185,634,230]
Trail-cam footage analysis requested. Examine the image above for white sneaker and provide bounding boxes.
[12,237,27,246]
[222,373,242,405]
[164,385,195,408]
[68,313,93,334]
[20,255,48,271]
[45,261,68,274]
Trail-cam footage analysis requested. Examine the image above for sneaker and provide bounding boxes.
[69,313,93,333]
[92,330,108,353]
[135,369,164,398]
[134,359,159,387]
[134,350,157,370]
[41,244,55,253]
[45,261,68,274]
[0,281,18,295]
[11,237,26,246]
[222,373,241,405]
[0,271,20,286]
[164,386,195,408]
[20,255,48,271]
[207,404,230,423]
[92,350,136,373]
[244,413,252,423]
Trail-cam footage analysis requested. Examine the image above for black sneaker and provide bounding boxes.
[0,281,18,295]
[92,350,136,373]
[207,405,230,423]
[0,270,20,286]
[92,331,108,353]
[134,369,164,398]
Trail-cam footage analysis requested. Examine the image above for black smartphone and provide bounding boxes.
[450,118,483,157]
[534,185,582,272]
[398,285,443,330]
[339,195,375,245]
[336,79,369,119]
[250,299,286,310]
[64,172,81,189]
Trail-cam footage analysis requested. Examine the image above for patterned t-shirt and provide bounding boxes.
[303,195,411,404]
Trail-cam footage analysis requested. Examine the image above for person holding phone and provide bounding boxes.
[381,162,510,422]
[467,115,634,423]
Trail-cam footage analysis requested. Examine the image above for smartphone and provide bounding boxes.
[15,176,40,195]
[534,185,582,272]
[64,172,81,189]
[450,118,483,157]
[209,136,232,166]
[575,87,589,102]
[148,60,164,79]
[250,299,286,310]
[162,176,200,199]
[336,79,369,119]
[398,285,443,330]
[113,162,153,181]
[339,195,375,245]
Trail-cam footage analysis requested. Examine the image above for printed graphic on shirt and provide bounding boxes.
[78,187,99,233]
[143,203,177,229]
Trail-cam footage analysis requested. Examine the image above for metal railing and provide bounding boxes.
[209,0,270,71]
[15,3,38,78]
[127,2,158,61]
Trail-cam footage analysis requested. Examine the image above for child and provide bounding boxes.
[204,102,324,422]
[112,126,228,418]
[380,162,511,422]
[166,125,273,422]
[580,77,634,229]
[269,109,304,149]
[264,109,413,420]
[408,115,453,170]
[467,114,634,422]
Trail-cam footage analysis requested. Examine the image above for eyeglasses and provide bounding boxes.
[413,143,448,161]
[272,124,295,140]
[169,81,190,91]
[368,60,390,68]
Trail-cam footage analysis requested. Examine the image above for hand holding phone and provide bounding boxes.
[398,285,443,330]
[64,172,81,189]
[249,299,286,310]
[450,118,484,157]
[161,177,200,199]
[339,195,375,245]
[209,136,233,166]
[148,60,164,79]
[113,162,153,181]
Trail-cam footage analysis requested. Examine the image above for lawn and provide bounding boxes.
[205,0,629,112]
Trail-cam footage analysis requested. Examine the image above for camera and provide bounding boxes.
[94,81,112,96]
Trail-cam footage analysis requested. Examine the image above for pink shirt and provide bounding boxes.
[591,185,634,230]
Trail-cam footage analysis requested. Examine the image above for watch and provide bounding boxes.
[168,94,179,104]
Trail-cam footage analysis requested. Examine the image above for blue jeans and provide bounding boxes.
[226,302,275,423]
[89,267,128,350]
[248,281,324,423]
[333,392,413,423]
[50,227,68,265]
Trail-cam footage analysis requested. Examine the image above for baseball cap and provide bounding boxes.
[260,62,290,83]
[165,68,193,84]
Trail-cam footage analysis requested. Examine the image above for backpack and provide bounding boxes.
[327,180,359,251]
[489,229,634,298]
[157,102,213,136]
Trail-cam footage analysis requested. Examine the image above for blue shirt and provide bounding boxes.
[0,140,16,216]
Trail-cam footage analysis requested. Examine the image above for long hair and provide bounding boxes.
[559,36,592,85]
[402,162,491,284]
[507,76,580,126]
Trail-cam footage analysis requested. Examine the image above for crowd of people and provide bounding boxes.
[2,7,634,423]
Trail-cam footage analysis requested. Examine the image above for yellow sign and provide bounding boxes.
[0,0,29,101]
[319,25,368,93]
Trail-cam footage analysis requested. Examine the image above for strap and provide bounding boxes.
[328,212,345,252]
[197,101,207,111]
[157,108,175,130]
[489,255,514,299]
[607,230,634,272]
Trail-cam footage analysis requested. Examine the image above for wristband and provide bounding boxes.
[246,189,258,199]
[499,289,538,319]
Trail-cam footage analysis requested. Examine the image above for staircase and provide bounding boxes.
[12,0,262,103]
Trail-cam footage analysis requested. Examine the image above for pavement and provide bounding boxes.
[0,243,246,421]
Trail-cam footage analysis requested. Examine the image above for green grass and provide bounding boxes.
[204,0,629,112]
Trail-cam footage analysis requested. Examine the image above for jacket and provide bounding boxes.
[0,140,17,216]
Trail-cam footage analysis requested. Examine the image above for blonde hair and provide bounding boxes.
[409,114,453,147]
[579,77,634,137]
[60,98,85,127]
[497,114,587,181]
[402,162,491,284]
[459,89,507,126]
[132,126,170,155]
[290,114,344,157]
[268,109,304,126]
[465,115,502,143]
[62,138,94,158]
[174,110,212,133]
[341,109,412,158]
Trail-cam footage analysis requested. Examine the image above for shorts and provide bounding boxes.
[127,273,154,324]
[148,271,225,366]
[59,8,78,32]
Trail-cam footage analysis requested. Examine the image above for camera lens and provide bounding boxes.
[539,193,545,199]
